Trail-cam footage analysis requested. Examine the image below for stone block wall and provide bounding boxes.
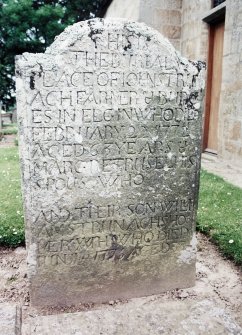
[105,0,182,51]
[105,0,211,59]
[105,0,210,60]
[181,0,211,61]
[219,0,242,165]
[104,0,140,21]
[139,0,182,51]
[105,0,242,166]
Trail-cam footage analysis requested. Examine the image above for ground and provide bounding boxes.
[0,134,16,148]
[0,233,241,332]
[201,153,242,189]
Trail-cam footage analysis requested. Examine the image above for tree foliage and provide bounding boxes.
[0,0,111,108]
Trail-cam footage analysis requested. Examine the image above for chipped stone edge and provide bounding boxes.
[177,233,197,265]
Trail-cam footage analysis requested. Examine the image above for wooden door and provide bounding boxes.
[204,21,225,153]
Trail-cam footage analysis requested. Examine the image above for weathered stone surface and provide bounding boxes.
[21,299,242,335]
[16,18,205,307]
[0,304,21,335]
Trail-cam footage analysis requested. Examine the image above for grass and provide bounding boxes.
[0,146,241,265]
[197,169,242,265]
[0,147,24,246]
[1,123,18,135]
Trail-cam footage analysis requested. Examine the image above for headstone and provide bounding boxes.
[15,18,205,307]
[0,304,21,335]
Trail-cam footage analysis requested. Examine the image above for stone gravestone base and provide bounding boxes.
[21,299,242,335]
[16,18,205,307]
[0,304,21,335]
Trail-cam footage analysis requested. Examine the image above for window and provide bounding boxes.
[213,0,226,8]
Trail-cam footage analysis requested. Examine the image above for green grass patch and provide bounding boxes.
[1,123,18,135]
[0,147,24,246]
[197,170,242,265]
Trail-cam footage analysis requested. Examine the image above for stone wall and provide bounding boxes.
[104,0,242,166]
[139,0,182,51]
[219,0,242,166]
[104,0,140,21]
[181,0,211,61]
[105,0,210,56]
[105,0,210,59]
[105,0,182,51]
[181,0,242,166]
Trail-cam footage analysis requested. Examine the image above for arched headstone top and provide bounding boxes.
[16,18,205,307]
[46,18,175,54]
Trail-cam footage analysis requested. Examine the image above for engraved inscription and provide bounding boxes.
[16,19,205,305]
[33,199,194,265]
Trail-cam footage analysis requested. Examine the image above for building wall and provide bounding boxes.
[139,0,182,51]
[104,0,140,21]
[104,0,242,166]
[105,0,211,59]
[181,0,211,61]
[105,0,182,51]
[219,0,242,166]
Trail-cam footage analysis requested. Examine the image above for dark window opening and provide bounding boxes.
[213,0,226,7]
